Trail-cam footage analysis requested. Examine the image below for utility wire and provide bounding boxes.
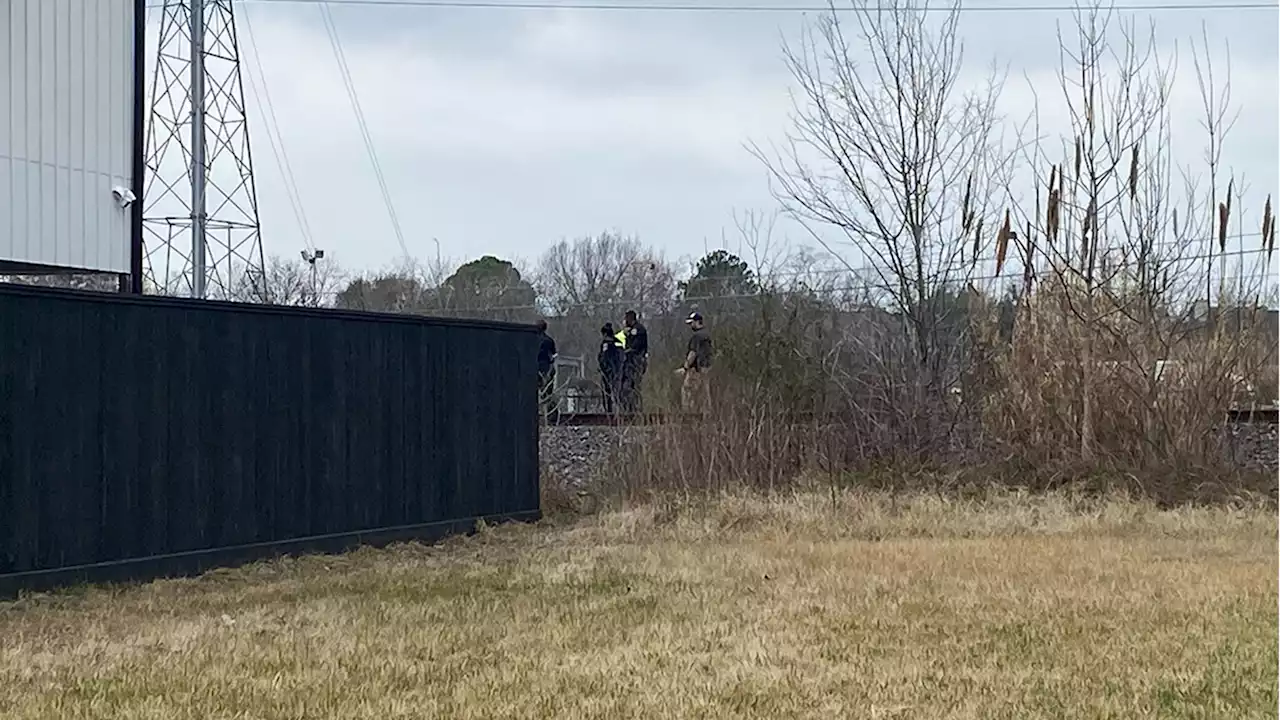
[324,243,1275,314]
[357,268,1280,314]
[234,0,1277,12]
[318,4,412,259]
[241,8,318,252]
[332,240,1272,294]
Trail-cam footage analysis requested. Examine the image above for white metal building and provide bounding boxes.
[0,0,141,275]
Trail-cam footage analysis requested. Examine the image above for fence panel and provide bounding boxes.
[0,284,540,595]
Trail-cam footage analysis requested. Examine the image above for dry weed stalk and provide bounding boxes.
[974,5,1276,478]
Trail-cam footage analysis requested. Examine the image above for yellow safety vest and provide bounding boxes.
[614,330,628,349]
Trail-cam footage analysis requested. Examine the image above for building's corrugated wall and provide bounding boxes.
[0,0,134,273]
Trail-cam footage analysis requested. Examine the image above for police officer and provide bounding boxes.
[620,309,648,413]
[598,323,624,414]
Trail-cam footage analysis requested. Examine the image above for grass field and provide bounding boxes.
[0,491,1275,719]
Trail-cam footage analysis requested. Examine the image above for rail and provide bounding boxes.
[545,407,1280,427]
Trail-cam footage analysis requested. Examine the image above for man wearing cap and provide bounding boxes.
[680,311,713,414]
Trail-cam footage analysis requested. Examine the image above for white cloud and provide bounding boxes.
[208,5,1276,276]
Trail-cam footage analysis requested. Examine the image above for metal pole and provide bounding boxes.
[190,0,208,298]
[129,0,146,294]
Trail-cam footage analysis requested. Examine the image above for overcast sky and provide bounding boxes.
[152,0,1279,281]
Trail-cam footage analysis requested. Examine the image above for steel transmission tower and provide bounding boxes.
[143,0,266,298]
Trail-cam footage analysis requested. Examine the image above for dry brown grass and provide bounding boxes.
[1,490,1275,719]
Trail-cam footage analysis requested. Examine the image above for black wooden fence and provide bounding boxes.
[0,283,540,596]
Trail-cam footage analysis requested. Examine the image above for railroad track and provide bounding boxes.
[546,412,684,427]
[1226,407,1279,425]
[547,407,1280,427]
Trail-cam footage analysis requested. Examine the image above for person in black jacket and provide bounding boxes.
[597,323,624,414]
[620,309,649,413]
[536,318,557,414]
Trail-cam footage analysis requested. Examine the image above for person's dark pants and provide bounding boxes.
[621,361,645,414]
[538,370,555,414]
[601,373,620,414]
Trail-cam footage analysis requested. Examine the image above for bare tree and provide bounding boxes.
[225,254,346,307]
[754,0,1012,394]
[752,0,1013,455]
[0,272,121,293]
[335,256,454,314]
[535,231,676,319]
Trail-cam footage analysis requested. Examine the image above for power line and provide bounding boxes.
[326,243,1275,314]
[746,233,1275,280]
[317,4,412,259]
[241,8,317,252]
[231,0,1277,12]
[398,269,1280,314]
[333,239,1273,293]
